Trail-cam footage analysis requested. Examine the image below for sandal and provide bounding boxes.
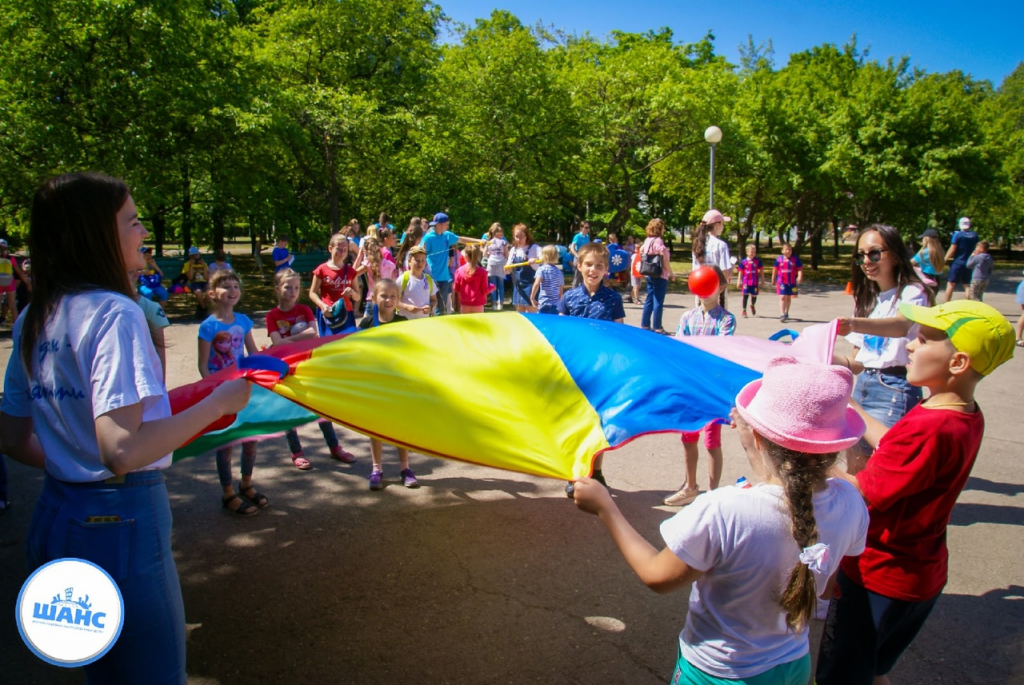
[291,452,312,470]
[1016,340,1024,348]
[654,329,670,335]
[222,494,258,516]
[238,482,270,509]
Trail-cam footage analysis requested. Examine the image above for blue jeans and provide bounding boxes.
[27,472,186,684]
[642,276,668,330]
[489,276,505,307]
[435,280,453,316]
[851,369,922,455]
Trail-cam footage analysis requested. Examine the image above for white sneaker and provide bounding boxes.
[663,486,701,507]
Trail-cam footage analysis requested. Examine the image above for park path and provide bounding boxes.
[1,275,1022,684]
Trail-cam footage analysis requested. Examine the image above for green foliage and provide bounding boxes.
[0,3,1020,261]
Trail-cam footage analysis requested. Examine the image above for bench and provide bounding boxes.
[153,257,185,276]
[272,252,328,276]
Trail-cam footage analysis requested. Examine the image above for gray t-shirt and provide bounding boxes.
[966,253,993,282]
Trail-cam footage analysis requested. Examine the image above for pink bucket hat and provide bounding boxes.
[735,356,865,454]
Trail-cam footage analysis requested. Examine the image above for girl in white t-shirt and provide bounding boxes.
[485,222,509,310]
[833,224,931,472]
[573,357,869,684]
[0,173,250,681]
[692,209,734,310]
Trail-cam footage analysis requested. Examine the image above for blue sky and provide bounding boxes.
[436,0,1022,86]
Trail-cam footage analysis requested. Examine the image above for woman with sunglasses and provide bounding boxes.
[836,224,931,473]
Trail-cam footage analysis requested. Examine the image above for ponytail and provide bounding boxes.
[692,221,711,264]
[763,439,837,632]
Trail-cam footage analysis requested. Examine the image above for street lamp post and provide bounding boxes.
[704,126,723,210]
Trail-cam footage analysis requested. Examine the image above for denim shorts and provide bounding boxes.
[850,369,922,455]
[27,472,186,684]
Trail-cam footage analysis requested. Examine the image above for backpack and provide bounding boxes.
[399,270,434,300]
[0,257,12,288]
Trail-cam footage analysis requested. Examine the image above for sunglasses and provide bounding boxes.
[853,248,888,265]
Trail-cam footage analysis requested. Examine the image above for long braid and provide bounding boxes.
[765,440,837,632]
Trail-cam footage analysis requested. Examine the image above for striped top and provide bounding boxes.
[534,264,564,307]
[738,257,763,287]
[773,256,802,286]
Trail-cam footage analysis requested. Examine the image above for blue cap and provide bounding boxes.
[188,246,200,255]
[429,212,449,226]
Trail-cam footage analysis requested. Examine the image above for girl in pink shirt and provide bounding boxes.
[453,244,492,314]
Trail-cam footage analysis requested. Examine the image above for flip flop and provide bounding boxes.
[222,494,258,516]
[238,482,270,509]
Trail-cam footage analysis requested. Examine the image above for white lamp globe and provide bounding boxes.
[704,126,723,144]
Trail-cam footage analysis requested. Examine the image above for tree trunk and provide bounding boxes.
[810,222,822,269]
[212,205,226,252]
[325,142,340,234]
[151,207,167,257]
[181,164,193,253]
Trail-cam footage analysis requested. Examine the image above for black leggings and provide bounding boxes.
[742,293,758,310]
[216,442,257,487]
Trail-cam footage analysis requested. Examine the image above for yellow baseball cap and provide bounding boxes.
[898,301,1015,376]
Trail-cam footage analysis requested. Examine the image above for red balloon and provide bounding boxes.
[688,266,720,299]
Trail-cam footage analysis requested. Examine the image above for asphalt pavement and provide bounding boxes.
[1,272,1022,684]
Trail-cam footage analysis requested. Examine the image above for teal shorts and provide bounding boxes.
[671,646,811,685]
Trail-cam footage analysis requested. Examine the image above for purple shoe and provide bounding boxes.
[369,470,383,491]
[400,468,419,488]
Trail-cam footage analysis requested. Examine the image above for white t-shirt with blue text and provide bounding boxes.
[2,291,171,482]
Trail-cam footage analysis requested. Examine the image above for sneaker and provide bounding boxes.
[400,468,419,488]
[368,470,383,491]
[565,481,575,498]
[663,486,700,507]
[742,309,747,318]
[750,304,756,316]
[330,446,356,463]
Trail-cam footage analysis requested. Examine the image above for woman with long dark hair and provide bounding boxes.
[0,173,250,682]
[834,224,932,472]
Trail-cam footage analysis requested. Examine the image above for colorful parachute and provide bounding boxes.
[169,314,837,479]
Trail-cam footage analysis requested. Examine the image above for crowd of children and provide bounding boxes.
[3,203,1020,683]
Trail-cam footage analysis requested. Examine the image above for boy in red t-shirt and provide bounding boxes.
[818,301,1015,685]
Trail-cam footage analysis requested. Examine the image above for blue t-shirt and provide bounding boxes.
[950,231,978,264]
[198,314,254,375]
[558,284,625,321]
[420,230,460,282]
[272,246,292,272]
[571,232,590,258]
